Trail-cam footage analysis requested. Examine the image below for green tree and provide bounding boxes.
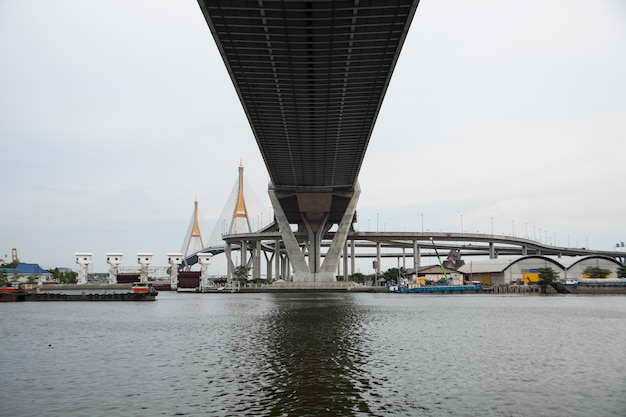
[617,264,626,279]
[1,261,19,269]
[538,267,559,284]
[59,271,77,284]
[349,272,365,284]
[584,266,611,278]
[0,269,7,285]
[232,265,251,283]
[383,267,406,284]
[537,267,559,294]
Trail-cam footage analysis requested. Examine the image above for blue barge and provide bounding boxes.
[400,285,482,294]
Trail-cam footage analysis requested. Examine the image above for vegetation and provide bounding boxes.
[617,264,626,279]
[537,267,559,294]
[537,267,559,284]
[0,269,7,285]
[49,268,78,284]
[349,272,366,284]
[232,265,251,283]
[383,267,406,284]
[584,266,611,279]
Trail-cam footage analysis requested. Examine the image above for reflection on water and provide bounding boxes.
[262,294,371,416]
[1,293,625,417]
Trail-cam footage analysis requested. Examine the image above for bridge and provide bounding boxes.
[179,162,625,282]
[197,0,421,281]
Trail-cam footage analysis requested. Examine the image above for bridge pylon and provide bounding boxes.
[229,160,253,235]
[181,197,205,260]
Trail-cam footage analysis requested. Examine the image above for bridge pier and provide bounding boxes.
[268,185,360,283]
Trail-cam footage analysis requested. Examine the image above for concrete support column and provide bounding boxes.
[350,238,356,276]
[402,248,406,269]
[320,185,360,278]
[302,212,329,274]
[413,241,420,271]
[274,239,281,281]
[489,242,496,259]
[240,241,247,267]
[265,250,273,281]
[253,240,262,279]
[281,255,290,280]
[376,242,381,279]
[343,240,349,281]
[268,189,310,279]
[225,242,233,284]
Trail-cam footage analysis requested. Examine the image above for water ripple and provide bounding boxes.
[1,293,625,416]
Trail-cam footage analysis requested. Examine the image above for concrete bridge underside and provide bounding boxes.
[197,0,421,281]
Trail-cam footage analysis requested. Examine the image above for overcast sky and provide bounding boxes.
[1,0,625,274]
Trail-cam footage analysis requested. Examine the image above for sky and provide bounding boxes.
[1,0,626,274]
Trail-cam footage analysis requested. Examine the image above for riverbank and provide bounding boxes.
[196,282,626,294]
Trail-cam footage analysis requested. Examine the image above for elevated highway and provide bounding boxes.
[197,1,421,281]
[219,230,626,279]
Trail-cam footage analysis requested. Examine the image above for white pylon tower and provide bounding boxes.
[229,159,253,234]
[181,197,205,258]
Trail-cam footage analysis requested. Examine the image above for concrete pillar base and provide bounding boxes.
[292,271,337,283]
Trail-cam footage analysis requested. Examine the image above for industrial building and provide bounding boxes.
[457,255,623,286]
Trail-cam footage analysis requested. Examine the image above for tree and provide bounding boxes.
[584,266,611,279]
[1,261,19,269]
[232,265,251,283]
[383,267,406,284]
[349,272,365,284]
[537,267,559,294]
[617,264,626,279]
[0,269,7,285]
[58,271,77,284]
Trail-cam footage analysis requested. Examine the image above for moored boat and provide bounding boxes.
[2,282,158,302]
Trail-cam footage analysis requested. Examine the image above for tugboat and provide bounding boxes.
[0,284,26,302]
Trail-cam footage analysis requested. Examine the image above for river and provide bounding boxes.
[1,292,625,416]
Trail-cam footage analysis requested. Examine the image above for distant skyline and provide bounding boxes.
[1,1,625,273]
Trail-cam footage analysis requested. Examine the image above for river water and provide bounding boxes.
[1,292,625,417]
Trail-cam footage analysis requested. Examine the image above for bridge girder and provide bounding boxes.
[197,0,420,191]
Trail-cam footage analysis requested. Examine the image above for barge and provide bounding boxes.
[399,285,482,294]
[0,282,157,302]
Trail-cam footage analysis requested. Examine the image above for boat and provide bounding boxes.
[0,285,26,302]
[1,282,158,302]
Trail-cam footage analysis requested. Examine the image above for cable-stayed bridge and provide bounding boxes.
[180,162,270,269]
